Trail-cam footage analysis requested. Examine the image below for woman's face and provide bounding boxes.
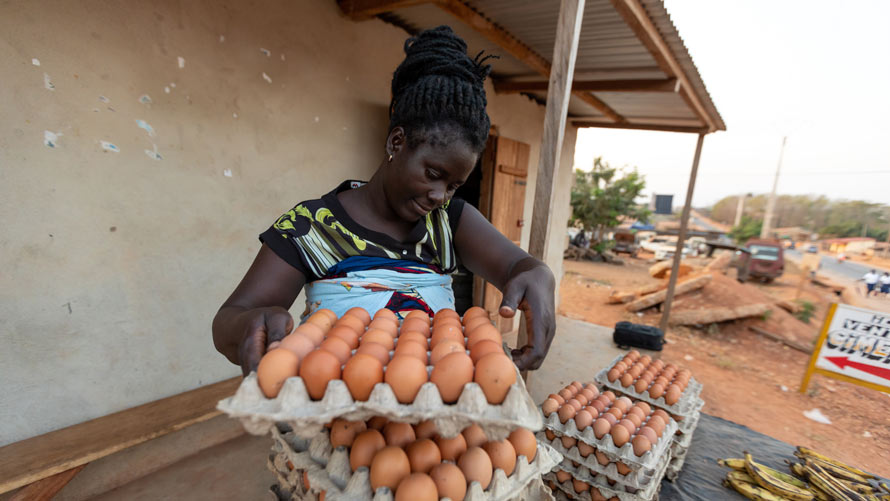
[384,128,479,222]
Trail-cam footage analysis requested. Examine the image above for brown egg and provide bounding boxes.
[578,441,594,457]
[385,356,428,404]
[541,398,559,417]
[560,435,577,448]
[334,315,366,337]
[634,401,651,415]
[434,308,460,322]
[602,390,616,401]
[430,463,466,501]
[664,384,682,405]
[306,311,334,332]
[395,473,437,501]
[355,342,390,366]
[299,349,341,400]
[573,478,590,493]
[342,353,384,401]
[607,368,621,382]
[558,388,574,400]
[508,428,537,462]
[628,365,644,379]
[544,429,556,441]
[278,333,316,360]
[468,339,503,364]
[404,309,429,322]
[483,439,516,475]
[633,378,649,394]
[574,409,595,430]
[374,307,398,323]
[319,491,326,501]
[369,317,398,337]
[463,316,491,337]
[393,340,428,365]
[429,340,465,365]
[344,306,372,326]
[647,383,665,400]
[574,393,589,407]
[367,416,388,430]
[566,399,583,412]
[474,353,517,405]
[606,407,624,421]
[587,400,606,415]
[433,316,462,332]
[383,421,416,448]
[435,433,467,461]
[581,387,598,400]
[294,322,325,346]
[626,406,645,422]
[362,329,395,351]
[602,413,618,426]
[614,361,628,372]
[555,470,571,483]
[458,446,493,490]
[459,424,486,449]
[302,471,310,488]
[558,405,577,424]
[616,462,631,475]
[370,446,411,491]
[257,348,300,398]
[430,324,465,349]
[638,426,658,445]
[414,420,437,440]
[330,419,366,448]
[647,415,666,436]
[611,398,629,413]
[588,450,605,467]
[626,413,643,428]
[593,418,612,439]
[466,323,502,349]
[320,336,352,365]
[632,435,652,457]
[619,373,634,387]
[431,351,474,403]
[462,306,488,324]
[610,423,630,447]
[327,325,361,350]
[406,438,442,473]
[618,419,637,435]
[548,393,566,405]
[401,317,431,337]
[398,330,429,346]
[652,409,671,424]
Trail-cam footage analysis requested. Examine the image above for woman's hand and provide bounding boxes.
[498,257,556,371]
[235,307,294,376]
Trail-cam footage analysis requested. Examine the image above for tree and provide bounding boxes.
[729,215,762,244]
[569,157,650,250]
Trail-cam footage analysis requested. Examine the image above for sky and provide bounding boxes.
[572,0,890,208]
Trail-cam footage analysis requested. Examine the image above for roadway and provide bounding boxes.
[785,249,889,281]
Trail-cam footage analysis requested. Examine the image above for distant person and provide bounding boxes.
[880,272,890,298]
[861,269,879,297]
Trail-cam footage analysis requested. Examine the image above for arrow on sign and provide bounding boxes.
[824,356,890,380]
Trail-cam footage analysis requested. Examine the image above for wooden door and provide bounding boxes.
[476,135,530,332]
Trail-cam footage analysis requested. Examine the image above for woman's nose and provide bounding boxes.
[428,186,446,205]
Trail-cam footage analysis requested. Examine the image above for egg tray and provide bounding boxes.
[663,445,689,483]
[669,409,700,450]
[540,409,678,473]
[594,356,702,418]
[543,473,662,501]
[555,448,670,501]
[536,433,670,492]
[270,426,563,501]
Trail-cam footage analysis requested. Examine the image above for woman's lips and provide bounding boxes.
[411,199,433,215]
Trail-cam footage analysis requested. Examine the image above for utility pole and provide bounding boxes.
[733,193,752,227]
[761,136,786,239]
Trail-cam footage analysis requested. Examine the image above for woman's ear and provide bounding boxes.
[386,127,407,158]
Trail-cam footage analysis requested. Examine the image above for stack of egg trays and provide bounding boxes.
[543,472,663,501]
[218,364,542,441]
[269,424,563,501]
[663,408,700,482]
[557,448,670,501]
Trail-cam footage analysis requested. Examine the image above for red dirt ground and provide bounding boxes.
[558,258,890,478]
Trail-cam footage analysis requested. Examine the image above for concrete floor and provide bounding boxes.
[88,316,653,499]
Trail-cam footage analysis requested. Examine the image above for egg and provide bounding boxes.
[277,333,316,360]
[595,450,610,466]
[632,435,652,457]
[647,415,666,436]
[635,401,651,414]
[578,441,594,457]
[401,317,431,337]
[654,376,669,387]
[367,416,389,430]
[294,322,326,346]
[320,336,352,365]
[648,383,665,399]
[369,317,398,337]
[589,400,606,414]
[370,446,411,491]
[592,418,612,439]
[541,398,559,417]
[566,399,583,412]
[466,323,502,349]
[618,419,637,435]
[330,419,366,448]
[383,421,416,448]
[634,378,649,393]
[257,348,300,398]
[362,328,395,351]
[302,471,310,488]
[458,446,493,490]
[581,387,599,401]
[602,390,616,401]
[431,351,474,403]
[374,307,398,323]
[616,396,633,409]
[474,353,517,405]
[638,426,658,445]
[434,433,467,461]
[602,413,618,426]
[573,478,590,493]
[414,420,437,440]
[557,388,574,401]
[462,305,488,322]
[507,428,537,462]
[619,373,634,388]
[349,429,386,471]
[394,339,429,364]
[384,356,428,404]
[430,324,465,349]
[344,306,371,326]
[573,393,589,406]
[555,470,571,483]
[607,368,621,382]
[606,407,624,421]
[614,360,628,372]
[483,439,516,476]
[298,349,341,400]
[327,325,360,350]
[430,463,467,501]
[627,406,646,421]
[469,339,504,364]
[626,413,642,428]
[433,316,462,332]
[463,315,492,335]
[544,429,556,441]
[342,353,384,401]
[664,385,682,405]
[306,311,334,332]
[429,340,465,365]
[549,393,566,405]
[355,342,390,366]
[616,462,632,475]
[560,435,577,448]
[406,438,442,473]
[558,405,576,423]
[334,314,365,336]
[610,423,630,447]
[394,473,437,501]
[404,309,431,322]
[574,409,594,430]
[652,409,671,424]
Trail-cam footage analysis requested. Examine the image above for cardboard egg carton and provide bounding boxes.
[594,356,702,418]
[664,445,689,483]
[670,410,700,450]
[540,410,677,473]
[535,433,668,491]
[555,448,670,501]
[270,426,562,501]
[543,472,662,501]
[218,365,542,441]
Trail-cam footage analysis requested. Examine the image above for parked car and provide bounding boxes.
[733,239,785,282]
[653,239,691,261]
[612,230,639,257]
[806,245,819,253]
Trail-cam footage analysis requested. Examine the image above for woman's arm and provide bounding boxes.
[212,244,306,375]
[453,204,556,371]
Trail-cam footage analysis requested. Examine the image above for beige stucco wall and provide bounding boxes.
[0,0,577,445]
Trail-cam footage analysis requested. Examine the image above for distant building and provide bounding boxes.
[650,194,674,215]
[822,237,876,255]
[772,226,813,241]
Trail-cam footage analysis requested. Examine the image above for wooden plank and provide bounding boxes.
[9,465,85,501]
[658,133,705,331]
[493,78,678,93]
[608,0,719,131]
[573,120,708,134]
[668,303,772,326]
[0,377,241,494]
[626,274,711,312]
[337,0,434,19]
[748,326,812,354]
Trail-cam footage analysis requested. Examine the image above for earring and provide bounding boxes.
[388,154,393,162]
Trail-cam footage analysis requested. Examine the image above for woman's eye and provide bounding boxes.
[425,169,440,180]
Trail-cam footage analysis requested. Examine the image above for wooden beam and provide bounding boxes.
[659,133,706,332]
[573,120,707,134]
[337,0,434,20]
[609,0,719,131]
[9,465,85,501]
[493,78,678,93]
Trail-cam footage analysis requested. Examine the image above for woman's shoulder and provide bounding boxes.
[271,181,354,235]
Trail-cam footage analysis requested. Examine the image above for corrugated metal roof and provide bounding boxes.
[367,0,724,132]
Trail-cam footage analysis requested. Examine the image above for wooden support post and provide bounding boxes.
[658,133,706,332]
[9,465,85,501]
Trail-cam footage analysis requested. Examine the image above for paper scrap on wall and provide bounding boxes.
[100,141,120,153]
[44,130,62,148]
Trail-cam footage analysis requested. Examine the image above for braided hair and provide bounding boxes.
[389,25,495,153]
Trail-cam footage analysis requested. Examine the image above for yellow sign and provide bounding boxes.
[800,303,890,394]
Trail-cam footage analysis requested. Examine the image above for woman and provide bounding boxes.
[212,26,555,376]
